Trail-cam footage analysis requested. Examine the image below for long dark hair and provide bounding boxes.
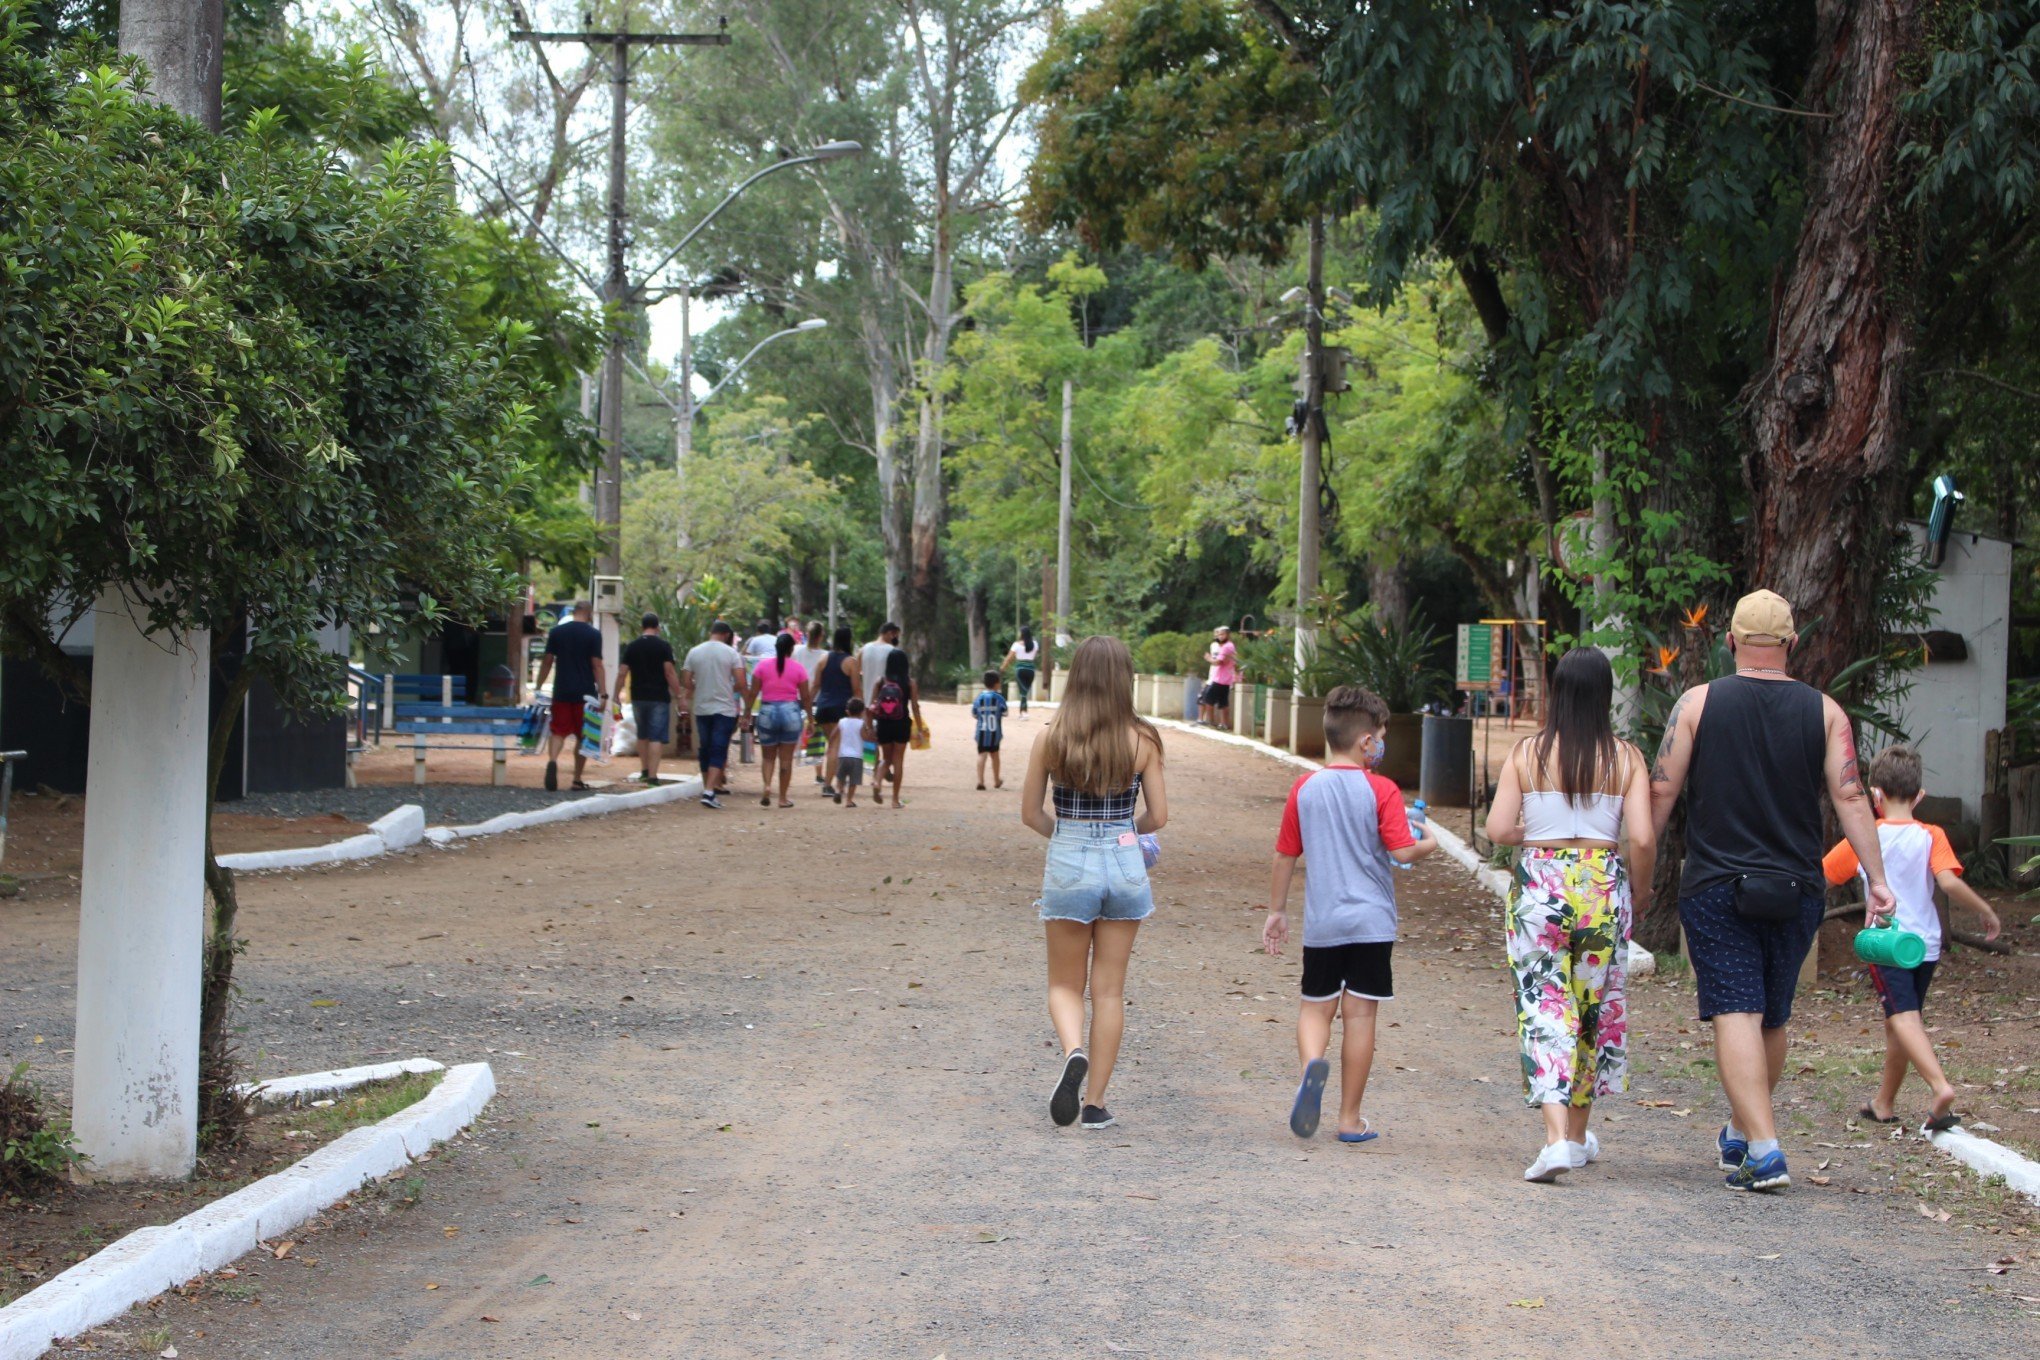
[832,626,852,654]
[773,630,794,674]
[1532,647,1618,804]
[1020,625,1034,649]
[885,647,911,685]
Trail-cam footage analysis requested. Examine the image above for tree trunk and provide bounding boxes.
[121,0,224,130]
[966,584,988,671]
[1368,557,1410,629]
[904,209,956,672]
[198,648,257,1146]
[1744,0,1919,693]
[864,312,907,626]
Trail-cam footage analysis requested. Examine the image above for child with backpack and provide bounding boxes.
[974,669,1009,790]
[870,649,922,809]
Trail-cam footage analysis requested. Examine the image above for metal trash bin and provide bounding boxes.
[1419,715,1475,808]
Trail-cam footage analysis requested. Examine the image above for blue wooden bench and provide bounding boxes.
[391,702,528,786]
[369,674,469,727]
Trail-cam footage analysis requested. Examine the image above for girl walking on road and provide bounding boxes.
[1003,627,1040,717]
[1484,647,1655,1182]
[870,647,922,809]
[796,622,831,794]
[814,626,861,803]
[744,632,813,808]
[1021,635,1168,1131]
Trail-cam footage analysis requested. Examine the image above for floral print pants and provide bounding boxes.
[1506,847,1630,1108]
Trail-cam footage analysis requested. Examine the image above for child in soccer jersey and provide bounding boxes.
[973,669,1009,790]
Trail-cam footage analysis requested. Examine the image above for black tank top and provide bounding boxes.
[1680,675,1828,895]
[817,651,852,705]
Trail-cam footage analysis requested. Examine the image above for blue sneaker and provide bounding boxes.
[1717,1124,1748,1172]
[1725,1147,1790,1191]
[1289,1058,1330,1139]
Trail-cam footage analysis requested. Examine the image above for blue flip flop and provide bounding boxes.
[1337,1119,1378,1144]
[1289,1058,1330,1139]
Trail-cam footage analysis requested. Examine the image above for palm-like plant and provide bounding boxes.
[1306,606,1449,710]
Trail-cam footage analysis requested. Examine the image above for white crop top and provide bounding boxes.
[1516,742,1628,843]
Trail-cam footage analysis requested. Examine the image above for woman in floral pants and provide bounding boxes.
[1486,649,1657,1182]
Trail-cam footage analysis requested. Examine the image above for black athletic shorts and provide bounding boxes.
[1869,960,1937,1017]
[1300,941,1394,1002]
[1202,681,1232,708]
[815,704,847,726]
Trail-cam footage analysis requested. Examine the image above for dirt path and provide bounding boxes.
[4,702,2036,1357]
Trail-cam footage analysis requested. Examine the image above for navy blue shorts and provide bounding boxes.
[1679,880,1822,1029]
[1868,960,1937,1017]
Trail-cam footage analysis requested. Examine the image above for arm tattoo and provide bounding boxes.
[1837,728,1862,794]
[1652,691,1692,784]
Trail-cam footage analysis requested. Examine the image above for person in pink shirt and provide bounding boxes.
[743,632,813,808]
[1199,625,1239,727]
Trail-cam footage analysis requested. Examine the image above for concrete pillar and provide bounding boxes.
[72,590,210,1179]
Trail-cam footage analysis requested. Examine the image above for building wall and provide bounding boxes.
[1893,525,2013,824]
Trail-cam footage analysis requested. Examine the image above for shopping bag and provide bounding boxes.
[518,701,549,753]
[909,718,932,751]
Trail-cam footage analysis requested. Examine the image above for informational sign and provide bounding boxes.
[1456,623,1502,690]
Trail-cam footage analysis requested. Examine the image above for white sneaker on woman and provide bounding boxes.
[1524,1142,1576,1183]
[1570,1131,1600,1168]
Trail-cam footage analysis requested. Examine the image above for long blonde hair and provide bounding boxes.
[1043,635,1161,795]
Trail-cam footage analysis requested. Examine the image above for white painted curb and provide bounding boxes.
[369,804,427,851]
[422,775,701,845]
[0,1062,495,1360]
[215,829,387,873]
[1925,1125,2040,1206]
[234,1058,445,1106]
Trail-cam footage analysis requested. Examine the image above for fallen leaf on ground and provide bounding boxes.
[160,1348,178,1359]
[272,1241,295,1260]
[479,1315,500,1323]
[424,1283,440,1291]
[528,1274,551,1287]
[1637,1100,1675,1108]
[1918,1203,1952,1223]
[442,1226,460,1237]
[309,999,338,1008]
[1809,1176,1832,1186]
[1104,1345,1147,1355]
[975,1232,1008,1244]
[625,1311,642,1321]
[1757,1254,1780,1261]
[1125,1192,1159,1201]
[1509,1298,1545,1309]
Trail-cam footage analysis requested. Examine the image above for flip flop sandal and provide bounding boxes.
[570,781,591,791]
[1923,1112,1963,1133]
[1337,1119,1379,1144]
[1858,1105,1901,1125]
[1289,1058,1330,1139]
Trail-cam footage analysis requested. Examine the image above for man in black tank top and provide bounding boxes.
[1648,590,1895,1192]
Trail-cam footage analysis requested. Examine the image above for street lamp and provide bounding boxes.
[640,142,865,299]
[652,318,830,472]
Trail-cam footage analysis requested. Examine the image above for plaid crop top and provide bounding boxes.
[1052,775,1142,823]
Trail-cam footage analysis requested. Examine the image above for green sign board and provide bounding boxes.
[1457,623,1499,689]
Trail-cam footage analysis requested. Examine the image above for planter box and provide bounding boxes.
[1378,711,1423,789]
[1290,694,1326,759]
[1266,689,1293,748]
[954,683,973,705]
[1231,683,1259,737]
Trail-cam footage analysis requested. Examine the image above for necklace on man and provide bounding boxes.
[1738,666,1788,677]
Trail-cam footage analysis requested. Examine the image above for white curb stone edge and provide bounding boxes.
[233,1057,446,1106]
[216,775,703,874]
[0,1062,496,1360]
[1160,714,2040,1202]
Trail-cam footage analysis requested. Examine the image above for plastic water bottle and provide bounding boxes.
[1394,800,1428,871]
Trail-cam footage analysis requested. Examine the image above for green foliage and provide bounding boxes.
[0,11,552,714]
[1303,605,1450,710]
[1135,630,1207,675]
[619,396,840,626]
[1024,0,1321,267]
[0,1062,83,1195]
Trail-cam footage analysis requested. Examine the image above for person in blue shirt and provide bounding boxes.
[973,669,1009,791]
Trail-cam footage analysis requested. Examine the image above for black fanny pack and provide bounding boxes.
[1733,873,1809,924]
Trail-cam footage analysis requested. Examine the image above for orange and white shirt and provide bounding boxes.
[1823,819,1962,963]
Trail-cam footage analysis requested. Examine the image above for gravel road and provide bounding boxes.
[3,703,2033,1358]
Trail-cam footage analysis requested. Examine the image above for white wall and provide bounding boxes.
[1893,525,2013,823]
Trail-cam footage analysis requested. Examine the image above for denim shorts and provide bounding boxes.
[1680,879,1822,1029]
[755,700,804,748]
[1037,820,1154,924]
[632,701,671,744]
[694,711,737,770]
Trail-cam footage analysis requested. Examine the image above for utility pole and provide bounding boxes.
[1294,211,1327,678]
[1055,378,1073,647]
[511,16,729,740]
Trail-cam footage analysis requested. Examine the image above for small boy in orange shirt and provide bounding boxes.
[1822,745,2000,1131]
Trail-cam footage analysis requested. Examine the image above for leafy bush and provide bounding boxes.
[1304,607,1449,709]
[0,1063,83,1195]
[1136,631,1206,674]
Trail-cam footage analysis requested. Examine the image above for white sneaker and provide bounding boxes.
[1570,1131,1600,1168]
[1524,1142,1574,1183]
